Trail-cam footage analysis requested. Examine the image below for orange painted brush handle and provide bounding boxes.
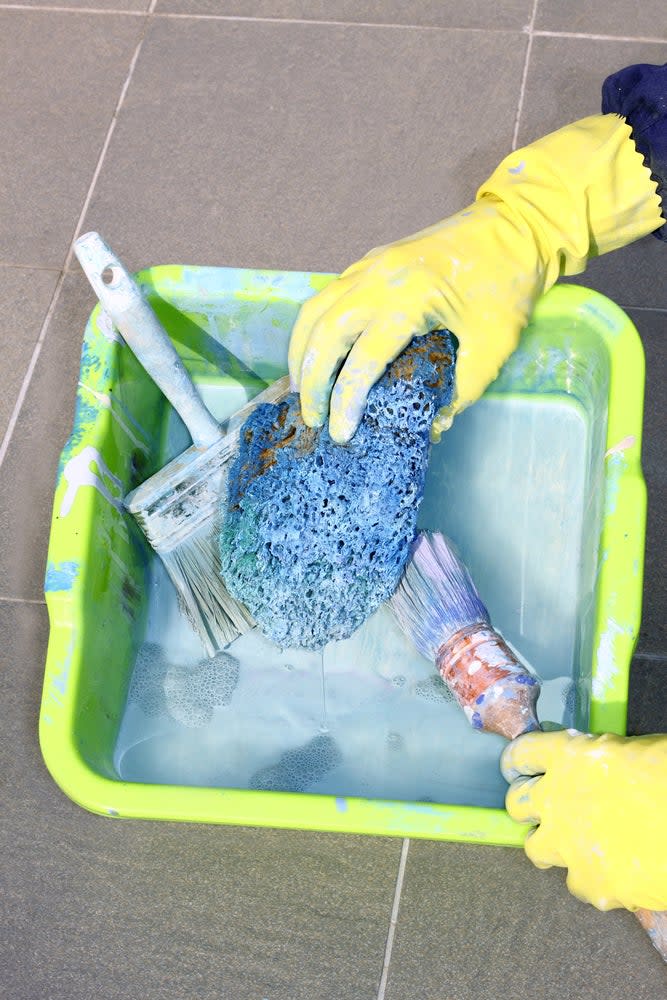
[435,623,540,740]
[634,909,667,962]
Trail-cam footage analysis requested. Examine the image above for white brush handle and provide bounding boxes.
[75,232,221,449]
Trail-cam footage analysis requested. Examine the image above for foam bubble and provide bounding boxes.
[127,642,240,729]
[387,731,403,752]
[127,642,168,717]
[164,652,240,729]
[563,680,577,720]
[414,675,453,703]
[249,733,342,792]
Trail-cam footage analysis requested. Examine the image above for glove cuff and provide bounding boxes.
[602,62,667,241]
[476,114,663,282]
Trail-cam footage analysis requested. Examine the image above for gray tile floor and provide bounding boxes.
[1,2,666,997]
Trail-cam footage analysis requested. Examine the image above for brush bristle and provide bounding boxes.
[390,531,490,660]
[159,517,255,655]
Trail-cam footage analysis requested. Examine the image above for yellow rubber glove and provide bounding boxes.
[289,115,662,443]
[501,729,667,912]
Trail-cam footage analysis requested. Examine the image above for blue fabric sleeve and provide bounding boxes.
[602,62,667,241]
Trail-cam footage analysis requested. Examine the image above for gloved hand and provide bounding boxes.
[288,115,662,443]
[501,729,667,912]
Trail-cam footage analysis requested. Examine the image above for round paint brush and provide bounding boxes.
[391,531,667,960]
[390,531,541,740]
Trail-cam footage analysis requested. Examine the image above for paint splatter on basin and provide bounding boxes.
[39,273,646,843]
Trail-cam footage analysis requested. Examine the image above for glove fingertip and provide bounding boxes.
[431,409,454,441]
[565,872,611,909]
[329,425,354,445]
[523,832,554,870]
[328,408,358,445]
[501,730,558,782]
[299,401,326,429]
[531,860,554,872]
[499,742,522,782]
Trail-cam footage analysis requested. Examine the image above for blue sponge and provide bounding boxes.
[220,332,456,649]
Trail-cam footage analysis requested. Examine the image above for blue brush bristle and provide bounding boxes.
[390,532,490,660]
[219,333,456,649]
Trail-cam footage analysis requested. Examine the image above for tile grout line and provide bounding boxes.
[0,1,158,472]
[0,2,147,12]
[0,596,47,606]
[511,0,539,151]
[618,303,667,313]
[0,2,144,12]
[156,13,519,32]
[1,6,666,44]
[0,5,517,31]
[0,274,64,473]
[0,262,63,273]
[376,837,410,1000]
[533,29,667,45]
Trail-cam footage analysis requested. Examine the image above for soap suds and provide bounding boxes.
[128,641,240,728]
[249,732,342,792]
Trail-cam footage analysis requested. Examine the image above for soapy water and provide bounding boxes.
[250,732,343,792]
[128,643,239,727]
[114,392,593,808]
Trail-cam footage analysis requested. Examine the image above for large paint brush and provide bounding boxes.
[390,530,667,961]
[75,232,290,655]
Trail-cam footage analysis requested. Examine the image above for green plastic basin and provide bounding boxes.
[40,271,646,844]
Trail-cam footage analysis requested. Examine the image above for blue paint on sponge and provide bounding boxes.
[220,332,456,649]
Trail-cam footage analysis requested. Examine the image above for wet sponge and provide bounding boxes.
[220,332,456,649]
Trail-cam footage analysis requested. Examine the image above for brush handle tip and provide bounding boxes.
[75,232,221,449]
